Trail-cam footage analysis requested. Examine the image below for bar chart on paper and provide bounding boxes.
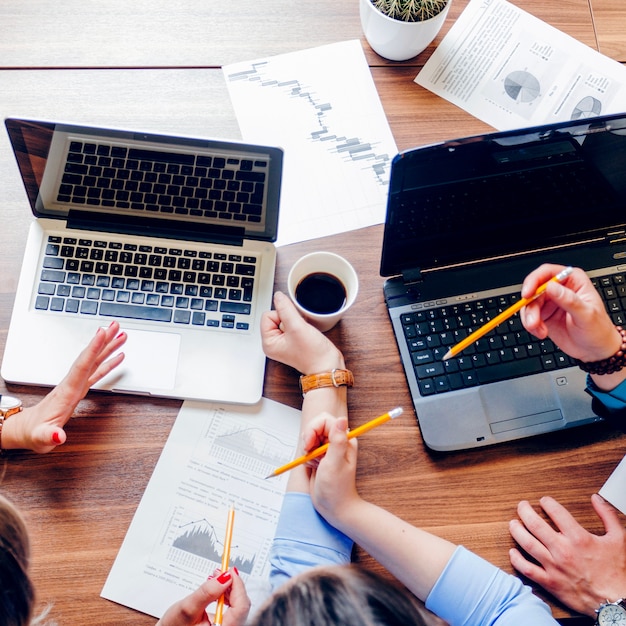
[224,40,398,246]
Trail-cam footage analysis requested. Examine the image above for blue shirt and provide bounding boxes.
[586,375,626,414]
[269,492,558,626]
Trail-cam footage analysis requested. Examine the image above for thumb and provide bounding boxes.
[273,291,305,328]
[591,493,625,535]
[322,417,351,465]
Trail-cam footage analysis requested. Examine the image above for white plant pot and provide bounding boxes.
[359,0,451,61]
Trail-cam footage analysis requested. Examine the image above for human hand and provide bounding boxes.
[1,321,126,453]
[156,569,250,626]
[509,494,626,617]
[309,416,360,527]
[520,264,619,363]
[261,291,345,375]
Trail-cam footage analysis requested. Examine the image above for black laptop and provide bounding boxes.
[381,112,626,451]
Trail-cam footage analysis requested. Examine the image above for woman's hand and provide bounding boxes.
[1,321,126,452]
[156,569,250,626]
[309,416,360,527]
[520,264,619,362]
[261,291,345,375]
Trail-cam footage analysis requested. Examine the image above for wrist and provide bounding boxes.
[0,413,23,450]
[302,347,345,376]
[576,326,626,376]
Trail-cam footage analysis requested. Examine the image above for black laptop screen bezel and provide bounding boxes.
[380,113,626,278]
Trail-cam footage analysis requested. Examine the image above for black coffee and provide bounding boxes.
[295,272,347,315]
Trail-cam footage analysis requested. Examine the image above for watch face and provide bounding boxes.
[0,395,21,412]
[598,604,626,626]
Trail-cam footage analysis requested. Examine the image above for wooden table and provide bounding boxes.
[0,1,625,624]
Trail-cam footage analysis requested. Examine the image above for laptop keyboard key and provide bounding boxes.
[99,302,173,322]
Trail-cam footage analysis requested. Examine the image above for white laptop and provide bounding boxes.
[3,118,283,403]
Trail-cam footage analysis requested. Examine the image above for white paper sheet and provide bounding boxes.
[224,40,398,247]
[101,398,300,619]
[415,0,626,131]
[599,454,626,516]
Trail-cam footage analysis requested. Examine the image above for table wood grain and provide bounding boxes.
[0,0,624,622]
[0,0,613,68]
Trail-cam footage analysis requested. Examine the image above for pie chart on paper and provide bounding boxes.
[571,96,602,120]
[504,71,541,103]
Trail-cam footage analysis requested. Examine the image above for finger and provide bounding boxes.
[224,569,251,625]
[86,351,125,387]
[29,425,67,454]
[508,546,552,586]
[513,500,558,560]
[260,307,281,333]
[591,493,625,535]
[521,264,567,299]
[65,327,126,389]
[178,575,234,619]
[272,290,305,330]
[508,515,553,565]
[538,496,583,535]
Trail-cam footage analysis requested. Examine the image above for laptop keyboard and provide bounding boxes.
[402,272,626,396]
[58,141,267,223]
[35,235,257,331]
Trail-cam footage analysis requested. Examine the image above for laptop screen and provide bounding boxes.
[380,113,626,277]
[5,118,283,244]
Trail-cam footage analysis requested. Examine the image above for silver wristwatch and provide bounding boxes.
[596,599,626,625]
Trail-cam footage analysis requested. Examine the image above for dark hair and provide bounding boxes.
[249,565,438,626]
[0,494,35,626]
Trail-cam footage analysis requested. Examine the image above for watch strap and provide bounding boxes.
[299,369,354,395]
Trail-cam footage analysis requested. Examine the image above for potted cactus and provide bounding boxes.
[360,0,452,61]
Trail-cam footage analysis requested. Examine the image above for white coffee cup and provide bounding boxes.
[287,251,359,332]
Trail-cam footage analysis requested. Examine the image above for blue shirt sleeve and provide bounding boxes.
[586,375,626,414]
[426,546,558,626]
[268,492,353,591]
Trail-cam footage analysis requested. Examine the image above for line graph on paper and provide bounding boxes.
[224,41,398,246]
[226,61,391,187]
[196,407,296,477]
[151,504,272,581]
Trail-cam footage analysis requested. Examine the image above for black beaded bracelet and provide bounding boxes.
[576,326,626,375]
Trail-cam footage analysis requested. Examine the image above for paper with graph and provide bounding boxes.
[224,40,397,246]
[101,398,300,618]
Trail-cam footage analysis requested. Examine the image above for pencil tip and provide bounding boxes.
[442,350,451,361]
[263,473,274,480]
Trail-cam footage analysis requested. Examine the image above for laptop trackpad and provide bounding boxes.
[480,377,564,433]
[99,328,180,392]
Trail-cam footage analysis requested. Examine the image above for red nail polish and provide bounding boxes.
[233,567,239,576]
[217,571,231,584]
[52,432,61,444]
[116,332,125,339]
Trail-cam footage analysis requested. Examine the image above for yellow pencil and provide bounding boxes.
[214,506,235,626]
[265,407,403,479]
[442,266,573,361]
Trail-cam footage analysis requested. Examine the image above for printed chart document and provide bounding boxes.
[599,454,626,516]
[101,398,300,619]
[415,0,626,131]
[224,40,398,247]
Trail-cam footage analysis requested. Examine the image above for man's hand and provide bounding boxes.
[509,494,626,616]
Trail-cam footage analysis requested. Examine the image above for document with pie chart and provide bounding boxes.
[415,0,626,130]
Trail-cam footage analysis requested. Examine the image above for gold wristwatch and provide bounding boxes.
[0,395,23,452]
[299,369,354,395]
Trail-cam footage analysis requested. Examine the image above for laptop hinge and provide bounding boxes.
[67,210,246,246]
[401,267,423,285]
